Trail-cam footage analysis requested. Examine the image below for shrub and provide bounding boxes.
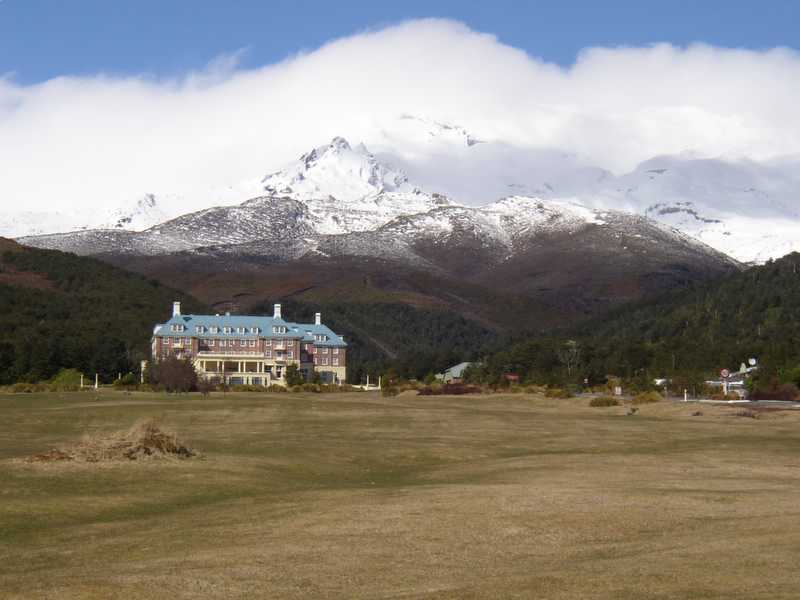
[230,384,272,393]
[267,384,288,393]
[197,379,214,397]
[112,373,137,389]
[589,396,620,407]
[417,383,481,396]
[632,391,662,405]
[710,392,741,401]
[750,383,799,401]
[147,357,198,393]
[382,386,399,397]
[545,387,573,399]
[285,364,304,387]
[50,368,85,389]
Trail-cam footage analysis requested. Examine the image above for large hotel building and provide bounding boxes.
[151,302,347,385]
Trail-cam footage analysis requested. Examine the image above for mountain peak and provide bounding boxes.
[262,136,413,203]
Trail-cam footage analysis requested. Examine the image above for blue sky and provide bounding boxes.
[1,0,798,83]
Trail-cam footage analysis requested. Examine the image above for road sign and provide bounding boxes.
[720,368,730,378]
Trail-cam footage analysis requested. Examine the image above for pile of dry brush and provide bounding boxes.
[27,419,198,463]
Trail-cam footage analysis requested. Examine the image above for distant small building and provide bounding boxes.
[438,362,474,383]
[503,373,520,383]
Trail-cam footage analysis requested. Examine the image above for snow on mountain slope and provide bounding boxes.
[13,134,768,267]
[506,155,800,263]
[0,194,172,238]
[261,136,452,234]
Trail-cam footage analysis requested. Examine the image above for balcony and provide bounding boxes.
[198,350,263,356]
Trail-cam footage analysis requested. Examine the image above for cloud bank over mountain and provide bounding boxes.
[1,18,799,214]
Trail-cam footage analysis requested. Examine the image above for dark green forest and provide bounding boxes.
[2,239,799,389]
[472,252,800,387]
[250,298,500,383]
[0,243,204,384]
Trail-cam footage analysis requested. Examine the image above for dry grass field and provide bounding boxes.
[2,390,800,599]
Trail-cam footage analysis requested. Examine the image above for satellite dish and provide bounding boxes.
[748,358,757,366]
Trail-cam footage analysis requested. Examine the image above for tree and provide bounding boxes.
[148,357,198,393]
[557,340,582,378]
[285,364,304,387]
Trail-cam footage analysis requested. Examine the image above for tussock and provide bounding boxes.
[27,419,198,463]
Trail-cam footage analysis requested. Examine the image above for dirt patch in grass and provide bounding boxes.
[26,419,199,463]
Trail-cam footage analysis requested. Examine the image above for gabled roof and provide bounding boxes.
[443,362,473,378]
[153,314,347,347]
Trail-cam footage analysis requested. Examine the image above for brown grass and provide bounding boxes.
[27,419,197,463]
[3,392,800,599]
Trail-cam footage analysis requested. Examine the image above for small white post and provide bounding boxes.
[366,374,370,388]
[80,374,84,388]
[378,376,382,390]
[94,373,99,390]
[684,389,688,402]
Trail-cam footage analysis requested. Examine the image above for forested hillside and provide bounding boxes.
[473,253,800,385]
[250,298,499,383]
[0,240,204,384]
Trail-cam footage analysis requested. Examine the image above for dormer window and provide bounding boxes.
[251,327,260,334]
[170,324,186,333]
[223,326,232,334]
[236,326,245,334]
[196,326,205,334]
[314,334,328,342]
[272,326,287,334]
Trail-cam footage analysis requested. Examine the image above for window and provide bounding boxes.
[240,339,246,347]
[184,338,191,345]
[249,340,256,347]
[210,326,219,334]
[251,327,260,334]
[322,348,329,354]
[287,350,294,359]
[272,326,287,334]
[209,339,216,346]
[265,350,272,358]
[314,334,327,342]
[321,358,329,365]
[236,327,245,334]
[264,339,272,346]
[303,343,312,351]
[220,340,227,347]
[223,326,232,334]
[333,348,339,354]
[333,358,339,366]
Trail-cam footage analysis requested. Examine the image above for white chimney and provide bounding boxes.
[315,312,321,325]
[274,303,282,319]
[172,301,181,317]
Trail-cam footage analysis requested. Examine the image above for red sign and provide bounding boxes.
[720,369,730,378]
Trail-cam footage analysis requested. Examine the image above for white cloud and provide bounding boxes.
[1,18,800,215]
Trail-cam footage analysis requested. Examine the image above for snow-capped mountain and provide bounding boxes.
[18,137,738,296]
[513,155,800,264]
[7,110,800,263]
[0,194,172,238]
[260,136,451,234]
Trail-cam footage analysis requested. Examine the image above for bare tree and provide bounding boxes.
[557,340,582,377]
